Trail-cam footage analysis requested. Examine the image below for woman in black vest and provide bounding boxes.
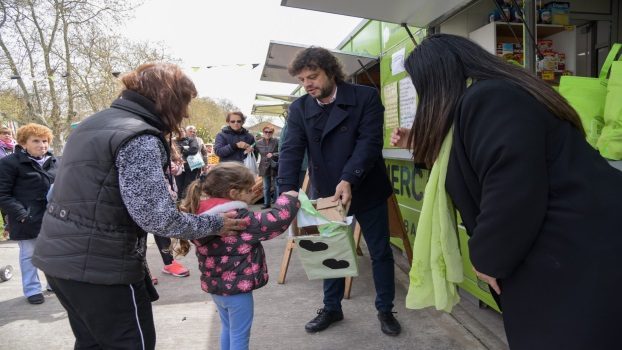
[33,63,247,350]
[0,123,57,305]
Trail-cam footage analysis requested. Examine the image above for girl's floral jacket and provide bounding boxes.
[193,194,299,296]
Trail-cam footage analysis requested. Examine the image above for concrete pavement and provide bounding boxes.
[0,228,508,349]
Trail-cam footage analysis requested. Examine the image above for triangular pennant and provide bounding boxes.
[191,66,201,72]
[206,66,213,69]
[252,64,259,69]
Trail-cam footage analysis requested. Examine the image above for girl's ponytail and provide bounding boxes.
[174,179,204,257]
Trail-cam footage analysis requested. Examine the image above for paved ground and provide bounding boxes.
[0,226,508,349]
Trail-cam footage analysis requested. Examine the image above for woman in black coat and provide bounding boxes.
[392,34,622,349]
[255,126,279,208]
[0,123,58,304]
[214,111,255,163]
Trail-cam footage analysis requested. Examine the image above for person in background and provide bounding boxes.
[255,126,279,209]
[0,123,58,305]
[175,128,200,198]
[278,47,400,336]
[175,162,299,350]
[0,126,16,240]
[150,138,190,285]
[186,125,208,166]
[32,63,246,350]
[0,126,15,159]
[214,111,255,163]
[391,33,622,350]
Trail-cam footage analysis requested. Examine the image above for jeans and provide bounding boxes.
[18,239,42,297]
[211,292,254,350]
[262,175,278,206]
[323,201,395,312]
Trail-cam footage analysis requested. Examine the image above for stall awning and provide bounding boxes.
[260,41,377,84]
[252,103,290,117]
[281,0,475,28]
[254,93,298,103]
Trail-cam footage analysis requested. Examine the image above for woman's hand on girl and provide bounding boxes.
[390,127,411,148]
[218,211,248,236]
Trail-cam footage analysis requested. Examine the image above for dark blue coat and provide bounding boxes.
[278,82,392,215]
[214,126,255,163]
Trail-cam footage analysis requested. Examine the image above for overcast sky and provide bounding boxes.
[122,0,361,116]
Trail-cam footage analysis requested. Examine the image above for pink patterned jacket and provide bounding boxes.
[192,194,299,296]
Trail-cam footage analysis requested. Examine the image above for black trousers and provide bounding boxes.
[46,274,156,350]
[153,234,173,266]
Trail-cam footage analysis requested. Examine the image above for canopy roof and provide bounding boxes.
[280,0,474,27]
[260,41,377,84]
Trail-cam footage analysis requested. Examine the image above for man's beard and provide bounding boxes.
[317,82,336,100]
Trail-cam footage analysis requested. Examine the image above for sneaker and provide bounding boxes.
[304,308,344,333]
[162,260,189,277]
[377,311,401,336]
[27,293,44,305]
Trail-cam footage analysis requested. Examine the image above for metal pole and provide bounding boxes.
[523,0,536,74]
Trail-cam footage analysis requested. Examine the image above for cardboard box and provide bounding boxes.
[293,196,359,280]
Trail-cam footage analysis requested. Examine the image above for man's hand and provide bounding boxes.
[218,211,248,236]
[244,146,254,155]
[390,127,411,148]
[474,268,501,295]
[283,190,298,197]
[236,141,249,150]
[332,180,352,207]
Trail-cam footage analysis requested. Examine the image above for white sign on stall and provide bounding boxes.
[399,76,417,128]
[391,48,406,75]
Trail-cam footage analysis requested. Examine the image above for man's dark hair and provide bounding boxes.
[288,47,346,83]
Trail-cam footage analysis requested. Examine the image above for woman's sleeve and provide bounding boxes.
[460,81,549,279]
[0,158,28,221]
[214,132,235,158]
[116,134,224,239]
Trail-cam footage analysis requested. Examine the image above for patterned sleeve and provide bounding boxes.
[116,134,224,239]
[236,193,300,244]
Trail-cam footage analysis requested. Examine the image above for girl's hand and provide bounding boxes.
[390,127,411,148]
[283,190,298,197]
[218,211,248,236]
[474,268,501,295]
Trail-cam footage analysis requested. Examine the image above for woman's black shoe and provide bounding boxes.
[305,308,344,333]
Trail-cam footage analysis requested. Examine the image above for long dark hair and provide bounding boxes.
[404,33,584,167]
[120,63,197,135]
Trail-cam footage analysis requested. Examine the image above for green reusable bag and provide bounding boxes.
[597,61,622,159]
[294,191,359,280]
[559,43,622,148]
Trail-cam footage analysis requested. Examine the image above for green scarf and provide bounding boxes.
[405,126,464,312]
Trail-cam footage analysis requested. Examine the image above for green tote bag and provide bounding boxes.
[559,43,622,148]
[596,61,622,159]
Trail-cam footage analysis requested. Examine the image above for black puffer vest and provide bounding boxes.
[33,97,166,285]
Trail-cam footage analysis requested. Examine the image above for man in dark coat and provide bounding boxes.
[277,47,400,336]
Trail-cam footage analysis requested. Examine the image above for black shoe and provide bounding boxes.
[261,204,271,209]
[305,308,344,333]
[27,293,44,305]
[378,311,401,336]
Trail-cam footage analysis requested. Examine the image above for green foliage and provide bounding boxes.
[186,97,239,142]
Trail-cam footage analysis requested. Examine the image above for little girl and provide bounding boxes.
[176,162,299,350]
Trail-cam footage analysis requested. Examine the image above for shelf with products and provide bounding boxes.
[469,21,576,84]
